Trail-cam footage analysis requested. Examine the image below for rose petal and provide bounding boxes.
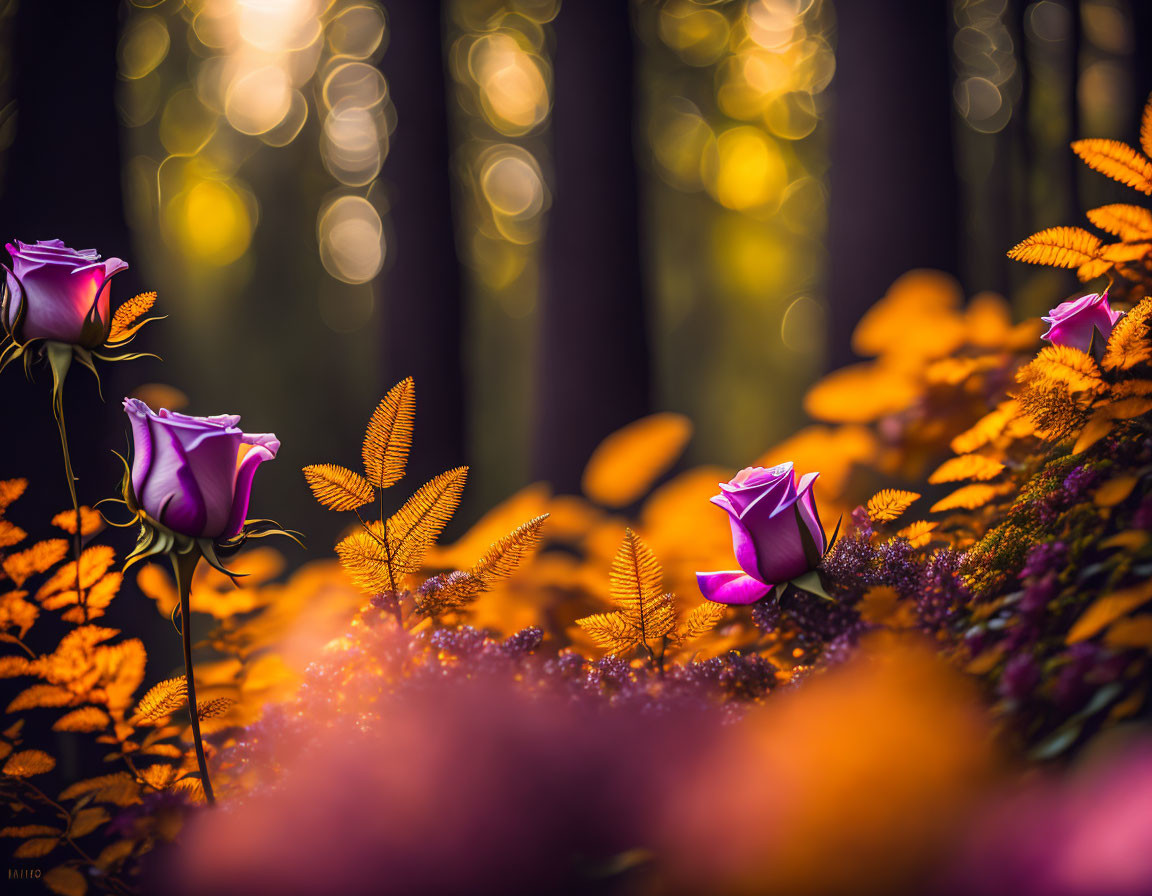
[140,414,207,536]
[696,570,772,605]
[223,437,279,538]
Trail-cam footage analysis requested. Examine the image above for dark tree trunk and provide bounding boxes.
[533,0,650,493]
[377,0,466,482]
[825,0,958,367]
[0,0,138,514]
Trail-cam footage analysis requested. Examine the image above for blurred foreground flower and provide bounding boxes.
[1041,292,1123,354]
[697,462,832,604]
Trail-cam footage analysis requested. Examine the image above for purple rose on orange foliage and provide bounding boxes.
[124,398,279,540]
[3,239,128,347]
[697,462,827,605]
[1041,292,1122,353]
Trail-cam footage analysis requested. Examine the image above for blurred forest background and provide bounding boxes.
[0,0,1150,552]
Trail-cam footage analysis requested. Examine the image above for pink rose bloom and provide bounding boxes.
[696,462,826,605]
[4,239,128,346]
[124,398,279,540]
[1041,292,1122,353]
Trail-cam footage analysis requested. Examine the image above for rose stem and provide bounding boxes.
[46,342,85,620]
[172,548,216,806]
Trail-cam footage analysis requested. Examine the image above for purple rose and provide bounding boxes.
[697,462,826,605]
[1041,292,1122,353]
[124,398,279,540]
[4,239,128,347]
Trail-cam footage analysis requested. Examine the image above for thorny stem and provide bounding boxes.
[171,548,216,806]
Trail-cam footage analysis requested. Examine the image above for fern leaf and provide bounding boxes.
[1100,242,1152,263]
[0,478,28,512]
[59,772,138,806]
[865,489,920,523]
[131,677,187,723]
[303,464,375,512]
[1008,226,1102,268]
[1072,139,1152,194]
[14,837,59,858]
[419,514,548,612]
[52,707,111,733]
[1142,93,1152,159]
[36,545,116,603]
[362,378,415,489]
[582,413,692,507]
[107,291,157,343]
[44,865,88,896]
[197,697,234,720]
[896,520,937,547]
[387,467,468,567]
[1087,204,1152,240]
[49,506,102,536]
[7,684,73,712]
[609,529,675,641]
[3,539,68,588]
[3,749,56,776]
[0,519,26,548]
[930,483,1005,513]
[0,825,61,837]
[1020,345,1104,392]
[1103,297,1152,371]
[575,611,642,656]
[676,600,726,644]
[928,454,1006,484]
[1077,258,1113,282]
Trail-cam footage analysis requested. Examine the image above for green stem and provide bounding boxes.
[46,342,85,620]
[172,548,216,806]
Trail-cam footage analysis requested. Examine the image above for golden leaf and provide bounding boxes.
[96,839,136,870]
[197,697,234,720]
[52,707,111,733]
[387,467,468,567]
[896,520,937,548]
[575,611,642,656]
[107,290,157,343]
[1072,138,1152,194]
[676,601,726,644]
[0,478,28,512]
[0,519,27,548]
[362,377,415,489]
[1077,258,1113,282]
[1095,475,1139,507]
[1142,93,1152,159]
[0,825,61,837]
[69,807,108,838]
[1067,580,1152,643]
[803,362,919,423]
[0,655,33,677]
[8,684,73,713]
[131,677,187,723]
[851,269,967,359]
[336,524,402,594]
[50,507,103,536]
[1100,242,1152,263]
[418,515,548,612]
[37,546,117,604]
[0,592,37,638]
[1007,226,1102,268]
[929,483,1005,513]
[1019,345,1104,393]
[865,489,920,523]
[3,539,69,588]
[1073,409,1114,454]
[136,563,178,617]
[303,464,375,512]
[1105,615,1152,649]
[44,865,87,896]
[581,413,692,508]
[1103,297,1152,371]
[4,749,57,776]
[15,837,59,858]
[139,763,178,791]
[928,454,1006,484]
[1087,204,1152,240]
[59,773,139,807]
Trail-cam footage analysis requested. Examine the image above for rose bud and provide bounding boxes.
[1040,292,1122,354]
[124,398,280,540]
[697,463,826,605]
[4,239,128,347]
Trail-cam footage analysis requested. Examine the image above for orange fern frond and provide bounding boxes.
[930,483,1006,513]
[1100,242,1152,263]
[0,478,27,513]
[131,677,187,724]
[302,464,375,512]
[197,697,234,720]
[608,529,676,640]
[50,506,103,536]
[51,706,111,733]
[36,545,115,604]
[576,611,643,656]
[2,539,68,588]
[1072,138,1152,194]
[675,600,726,644]
[386,467,468,565]
[1087,204,1152,240]
[1020,345,1104,393]
[581,413,692,508]
[866,489,920,523]
[362,377,415,489]
[3,749,56,776]
[1007,226,1102,268]
[1077,257,1113,282]
[59,773,139,806]
[1103,297,1152,371]
[928,454,1006,484]
[895,520,937,547]
[107,291,157,343]
[0,519,27,549]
